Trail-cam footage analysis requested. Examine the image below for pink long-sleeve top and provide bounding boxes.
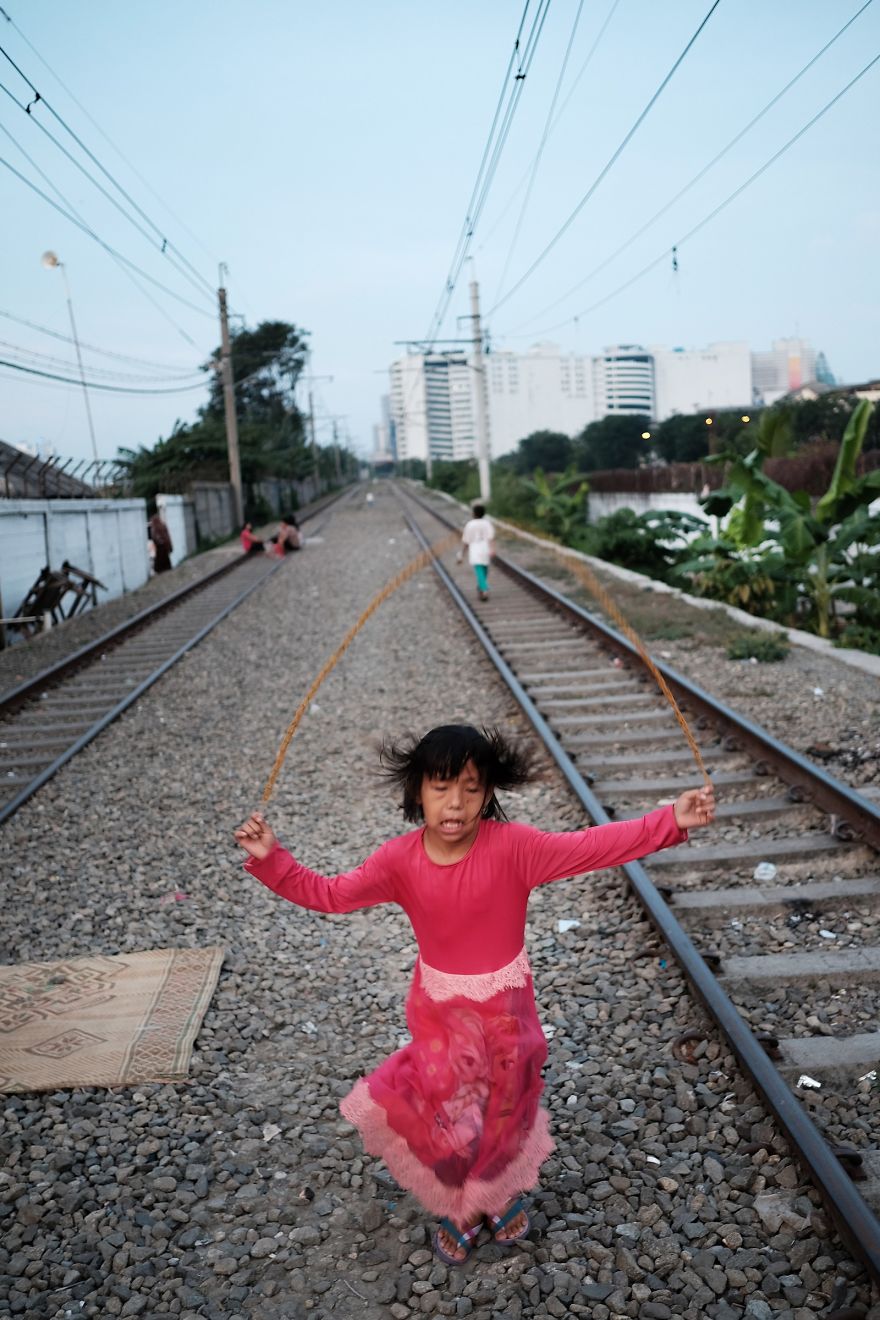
[244,806,686,975]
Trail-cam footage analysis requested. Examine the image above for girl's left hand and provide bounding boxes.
[673,784,716,830]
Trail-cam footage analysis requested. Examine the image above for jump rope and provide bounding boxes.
[260,522,711,805]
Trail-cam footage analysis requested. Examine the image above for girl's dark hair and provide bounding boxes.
[472,503,486,518]
[379,724,532,822]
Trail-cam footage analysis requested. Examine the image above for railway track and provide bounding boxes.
[0,487,350,826]
[398,483,880,1286]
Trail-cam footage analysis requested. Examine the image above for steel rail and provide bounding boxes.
[408,488,880,849]
[402,502,880,1287]
[0,559,283,828]
[0,484,352,717]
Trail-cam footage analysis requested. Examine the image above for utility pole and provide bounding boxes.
[308,388,318,488]
[218,267,243,527]
[332,420,343,482]
[469,277,491,502]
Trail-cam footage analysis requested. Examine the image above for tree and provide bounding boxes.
[696,400,880,638]
[118,319,318,504]
[510,430,573,475]
[521,467,590,539]
[573,414,652,471]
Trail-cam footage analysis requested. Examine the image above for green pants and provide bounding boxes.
[474,564,489,593]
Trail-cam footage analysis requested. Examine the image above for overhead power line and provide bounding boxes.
[0,338,205,384]
[502,49,880,339]
[0,355,210,394]
[424,0,553,346]
[505,0,876,334]
[0,307,202,372]
[0,33,217,302]
[488,0,724,316]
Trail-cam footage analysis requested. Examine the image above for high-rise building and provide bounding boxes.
[487,342,596,458]
[751,337,819,406]
[652,341,752,421]
[382,335,833,463]
[389,352,475,464]
[592,344,654,419]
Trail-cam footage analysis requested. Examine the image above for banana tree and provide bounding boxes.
[699,400,879,637]
[522,467,590,540]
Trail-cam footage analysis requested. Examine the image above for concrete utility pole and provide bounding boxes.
[469,277,491,502]
[332,420,343,482]
[218,268,243,527]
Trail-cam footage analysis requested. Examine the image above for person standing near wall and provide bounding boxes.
[458,503,495,602]
[149,512,173,573]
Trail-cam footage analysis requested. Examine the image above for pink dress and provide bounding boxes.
[244,806,686,1222]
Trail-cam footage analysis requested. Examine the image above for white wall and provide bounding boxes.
[156,494,191,568]
[587,490,711,528]
[0,498,149,621]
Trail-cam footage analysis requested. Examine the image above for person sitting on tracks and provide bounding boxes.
[235,724,715,1267]
[270,514,303,555]
[240,523,266,555]
[457,503,495,602]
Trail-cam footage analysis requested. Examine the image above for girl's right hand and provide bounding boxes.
[234,811,278,861]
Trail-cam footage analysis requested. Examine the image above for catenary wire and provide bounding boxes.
[479,0,623,255]
[488,0,724,316]
[492,0,587,304]
[501,50,880,340]
[0,35,217,301]
[424,0,552,346]
[505,0,876,335]
[0,4,222,268]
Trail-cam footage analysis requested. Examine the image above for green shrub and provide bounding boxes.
[726,631,790,662]
[833,624,880,655]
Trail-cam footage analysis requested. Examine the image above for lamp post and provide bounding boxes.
[41,251,98,464]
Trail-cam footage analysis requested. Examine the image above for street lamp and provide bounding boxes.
[42,250,98,463]
[641,431,651,440]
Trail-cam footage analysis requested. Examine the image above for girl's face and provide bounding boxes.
[418,759,490,847]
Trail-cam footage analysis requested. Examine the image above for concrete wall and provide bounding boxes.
[587,489,711,526]
[156,494,197,567]
[190,483,235,542]
[0,498,149,621]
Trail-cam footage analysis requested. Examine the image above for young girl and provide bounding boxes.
[234,724,714,1265]
[458,504,495,601]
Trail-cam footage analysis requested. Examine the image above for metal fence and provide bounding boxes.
[0,441,130,499]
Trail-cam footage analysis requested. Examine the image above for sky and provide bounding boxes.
[1,0,878,466]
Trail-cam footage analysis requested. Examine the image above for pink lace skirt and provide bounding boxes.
[340,947,554,1223]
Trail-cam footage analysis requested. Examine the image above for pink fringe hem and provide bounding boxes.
[340,1077,555,1222]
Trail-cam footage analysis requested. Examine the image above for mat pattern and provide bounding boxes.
[0,946,224,1093]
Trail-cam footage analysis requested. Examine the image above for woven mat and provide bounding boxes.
[0,946,224,1093]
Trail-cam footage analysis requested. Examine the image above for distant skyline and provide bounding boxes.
[1,1,878,466]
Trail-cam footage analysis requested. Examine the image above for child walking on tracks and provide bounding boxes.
[235,724,714,1265]
[458,503,495,601]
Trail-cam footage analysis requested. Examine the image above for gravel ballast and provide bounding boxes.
[1,485,878,1319]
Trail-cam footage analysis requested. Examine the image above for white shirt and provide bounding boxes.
[462,517,495,566]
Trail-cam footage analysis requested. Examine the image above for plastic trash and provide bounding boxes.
[159,891,190,905]
[753,862,777,882]
[819,929,837,939]
[813,687,824,697]
[262,1123,282,1142]
[645,1155,661,1165]
[557,919,581,933]
[858,1070,877,1084]
[301,1020,318,1036]
[797,1074,822,1090]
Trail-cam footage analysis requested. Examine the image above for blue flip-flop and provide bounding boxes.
[488,1198,530,1243]
[433,1217,482,1266]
